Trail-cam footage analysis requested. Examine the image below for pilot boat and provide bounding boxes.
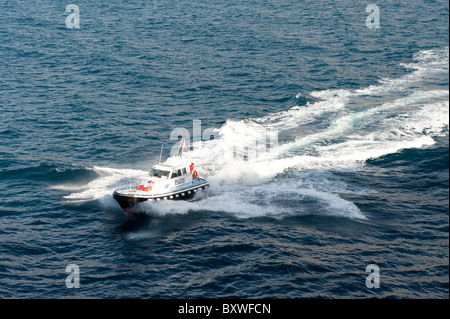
[113,155,209,215]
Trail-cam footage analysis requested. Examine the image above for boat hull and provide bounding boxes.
[113,180,209,214]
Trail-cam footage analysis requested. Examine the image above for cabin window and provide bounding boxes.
[177,169,182,176]
[151,169,170,178]
[171,172,177,179]
[182,168,187,175]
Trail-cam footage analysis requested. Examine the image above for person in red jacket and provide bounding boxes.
[189,163,194,172]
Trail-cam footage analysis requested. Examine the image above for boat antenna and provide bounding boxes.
[159,144,164,163]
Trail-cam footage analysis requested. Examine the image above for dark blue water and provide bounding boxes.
[0,0,448,298]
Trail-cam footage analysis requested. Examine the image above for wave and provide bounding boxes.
[58,47,449,221]
[52,166,148,203]
[189,47,449,180]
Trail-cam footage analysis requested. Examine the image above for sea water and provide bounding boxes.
[0,0,448,298]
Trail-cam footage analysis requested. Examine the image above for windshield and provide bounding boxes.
[150,168,170,178]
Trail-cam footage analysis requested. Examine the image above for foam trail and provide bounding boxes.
[189,47,449,183]
[59,47,448,221]
[55,166,148,203]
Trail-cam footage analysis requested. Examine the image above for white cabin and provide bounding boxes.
[146,157,196,194]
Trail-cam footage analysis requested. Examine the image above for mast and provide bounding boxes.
[159,144,164,163]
